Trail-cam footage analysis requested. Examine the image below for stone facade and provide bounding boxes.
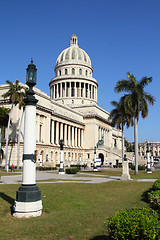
[139,141,160,159]
[0,34,123,167]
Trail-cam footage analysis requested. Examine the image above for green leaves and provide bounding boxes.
[114,72,155,119]
[2,80,26,109]
[0,107,10,128]
[106,208,160,239]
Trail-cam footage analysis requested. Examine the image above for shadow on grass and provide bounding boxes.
[0,192,15,215]
[90,235,111,240]
[141,188,152,203]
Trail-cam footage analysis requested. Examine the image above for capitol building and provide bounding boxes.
[0,34,123,167]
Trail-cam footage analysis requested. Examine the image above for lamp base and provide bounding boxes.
[13,200,42,218]
[13,184,42,218]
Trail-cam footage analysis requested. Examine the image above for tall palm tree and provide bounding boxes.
[2,80,26,171]
[0,107,10,160]
[17,90,26,169]
[114,72,155,175]
[109,97,133,161]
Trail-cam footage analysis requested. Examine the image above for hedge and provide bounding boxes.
[106,208,160,240]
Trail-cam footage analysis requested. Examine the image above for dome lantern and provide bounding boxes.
[70,33,78,46]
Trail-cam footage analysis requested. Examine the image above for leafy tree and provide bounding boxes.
[2,80,26,171]
[0,107,10,159]
[109,97,133,160]
[115,72,155,175]
[125,138,135,152]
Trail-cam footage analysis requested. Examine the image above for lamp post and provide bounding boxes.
[146,142,152,173]
[150,147,154,169]
[13,60,42,218]
[59,139,65,174]
[93,146,98,171]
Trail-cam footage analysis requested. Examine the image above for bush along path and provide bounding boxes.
[106,178,160,240]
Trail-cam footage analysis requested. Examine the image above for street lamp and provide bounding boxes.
[13,60,42,218]
[150,147,154,169]
[146,142,152,174]
[59,139,65,174]
[93,146,98,171]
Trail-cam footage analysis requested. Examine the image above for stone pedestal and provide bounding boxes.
[120,160,131,180]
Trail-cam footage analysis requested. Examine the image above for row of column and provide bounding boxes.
[51,120,83,148]
[36,115,84,148]
[50,82,97,100]
[37,150,91,163]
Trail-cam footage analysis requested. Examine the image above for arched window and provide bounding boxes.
[65,69,68,75]
[59,70,61,76]
[72,68,75,74]
[79,68,82,75]
[86,70,88,76]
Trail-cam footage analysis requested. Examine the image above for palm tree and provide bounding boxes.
[17,90,26,169]
[2,80,26,171]
[0,107,10,160]
[114,72,155,175]
[109,97,133,161]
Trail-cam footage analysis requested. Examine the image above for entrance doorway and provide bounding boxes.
[98,153,104,165]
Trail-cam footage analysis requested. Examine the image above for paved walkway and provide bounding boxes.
[0,171,157,185]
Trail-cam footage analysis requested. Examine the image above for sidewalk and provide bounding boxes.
[0,170,157,185]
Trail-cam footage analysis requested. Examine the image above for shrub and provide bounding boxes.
[37,167,57,171]
[106,208,160,240]
[153,179,160,191]
[65,168,79,174]
[113,165,118,168]
[130,164,146,171]
[148,190,160,211]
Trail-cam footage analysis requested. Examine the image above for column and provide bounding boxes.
[72,126,74,147]
[60,83,63,98]
[56,121,59,144]
[64,124,67,145]
[65,82,67,98]
[78,128,80,147]
[60,122,63,140]
[57,84,59,98]
[68,82,71,97]
[81,129,83,147]
[75,82,77,98]
[81,82,83,97]
[53,85,55,99]
[45,116,50,145]
[96,87,97,101]
[51,120,54,144]
[75,127,77,147]
[55,84,57,98]
[68,125,71,146]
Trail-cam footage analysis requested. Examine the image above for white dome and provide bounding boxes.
[56,34,92,68]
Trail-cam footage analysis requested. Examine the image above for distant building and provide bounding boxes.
[0,34,123,167]
[139,141,160,159]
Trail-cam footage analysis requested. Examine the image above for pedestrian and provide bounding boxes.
[11,164,15,172]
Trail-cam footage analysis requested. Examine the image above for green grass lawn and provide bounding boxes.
[0,169,22,178]
[0,181,154,240]
[80,169,160,180]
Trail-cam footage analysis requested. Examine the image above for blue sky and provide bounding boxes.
[0,0,160,143]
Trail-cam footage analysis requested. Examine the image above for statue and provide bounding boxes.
[97,134,104,147]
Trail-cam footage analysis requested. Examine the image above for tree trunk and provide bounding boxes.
[5,104,13,172]
[0,127,2,159]
[17,108,24,170]
[134,117,138,175]
[122,125,124,161]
